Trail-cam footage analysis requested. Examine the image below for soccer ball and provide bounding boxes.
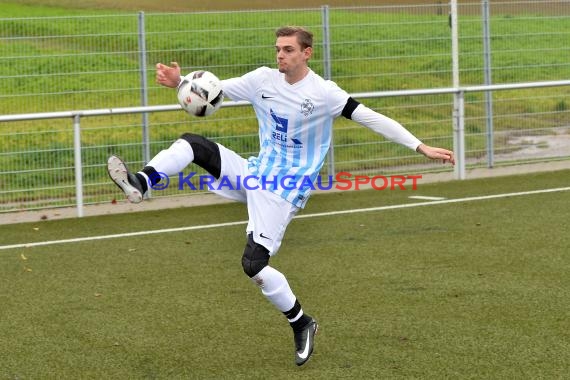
[177,70,224,117]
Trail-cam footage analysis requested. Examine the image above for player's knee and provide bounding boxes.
[179,133,221,178]
[241,234,270,278]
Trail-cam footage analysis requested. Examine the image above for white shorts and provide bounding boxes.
[210,144,299,255]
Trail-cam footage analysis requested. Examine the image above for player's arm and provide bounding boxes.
[342,98,455,165]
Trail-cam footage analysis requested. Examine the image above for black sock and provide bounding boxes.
[284,300,312,332]
[134,173,148,193]
[138,166,163,193]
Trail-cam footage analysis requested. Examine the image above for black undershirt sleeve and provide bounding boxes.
[341,97,360,120]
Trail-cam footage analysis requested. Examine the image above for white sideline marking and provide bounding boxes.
[1,186,569,251]
[408,195,447,201]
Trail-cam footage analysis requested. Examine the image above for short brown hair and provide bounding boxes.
[275,26,313,49]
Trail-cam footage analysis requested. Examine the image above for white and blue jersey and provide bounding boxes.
[222,67,349,208]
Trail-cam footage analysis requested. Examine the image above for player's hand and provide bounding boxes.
[416,144,455,165]
[156,62,182,88]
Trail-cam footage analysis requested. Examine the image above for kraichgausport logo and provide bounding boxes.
[148,171,422,192]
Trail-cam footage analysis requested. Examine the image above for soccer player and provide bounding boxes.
[107,26,455,366]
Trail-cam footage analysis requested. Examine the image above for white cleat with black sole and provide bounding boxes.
[107,155,144,204]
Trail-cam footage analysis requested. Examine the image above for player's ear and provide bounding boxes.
[303,46,313,60]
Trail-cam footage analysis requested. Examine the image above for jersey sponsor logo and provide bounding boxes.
[261,93,274,99]
[259,232,272,240]
[270,109,288,133]
[270,108,303,147]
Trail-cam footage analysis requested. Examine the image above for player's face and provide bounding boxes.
[275,36,312,77]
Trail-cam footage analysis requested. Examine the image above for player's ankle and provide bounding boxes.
[290,314,312,332]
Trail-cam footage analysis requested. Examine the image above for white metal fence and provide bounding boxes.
[1,1,569,215]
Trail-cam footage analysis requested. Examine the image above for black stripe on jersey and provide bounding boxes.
[341,97,360,120]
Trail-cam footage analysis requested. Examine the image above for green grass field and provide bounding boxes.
[1,170,569,379]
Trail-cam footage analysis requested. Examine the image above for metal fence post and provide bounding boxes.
[321,5,335,178]
[322,5,332,81]
[138,11,151,198]
[482,0,494,168]
[453,90,466,180]
[73,114,84,217]
[450,0,465,179]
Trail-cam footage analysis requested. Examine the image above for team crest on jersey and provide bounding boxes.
[300,99,314,117]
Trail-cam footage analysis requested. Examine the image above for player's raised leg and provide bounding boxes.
[108,132,220,203]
